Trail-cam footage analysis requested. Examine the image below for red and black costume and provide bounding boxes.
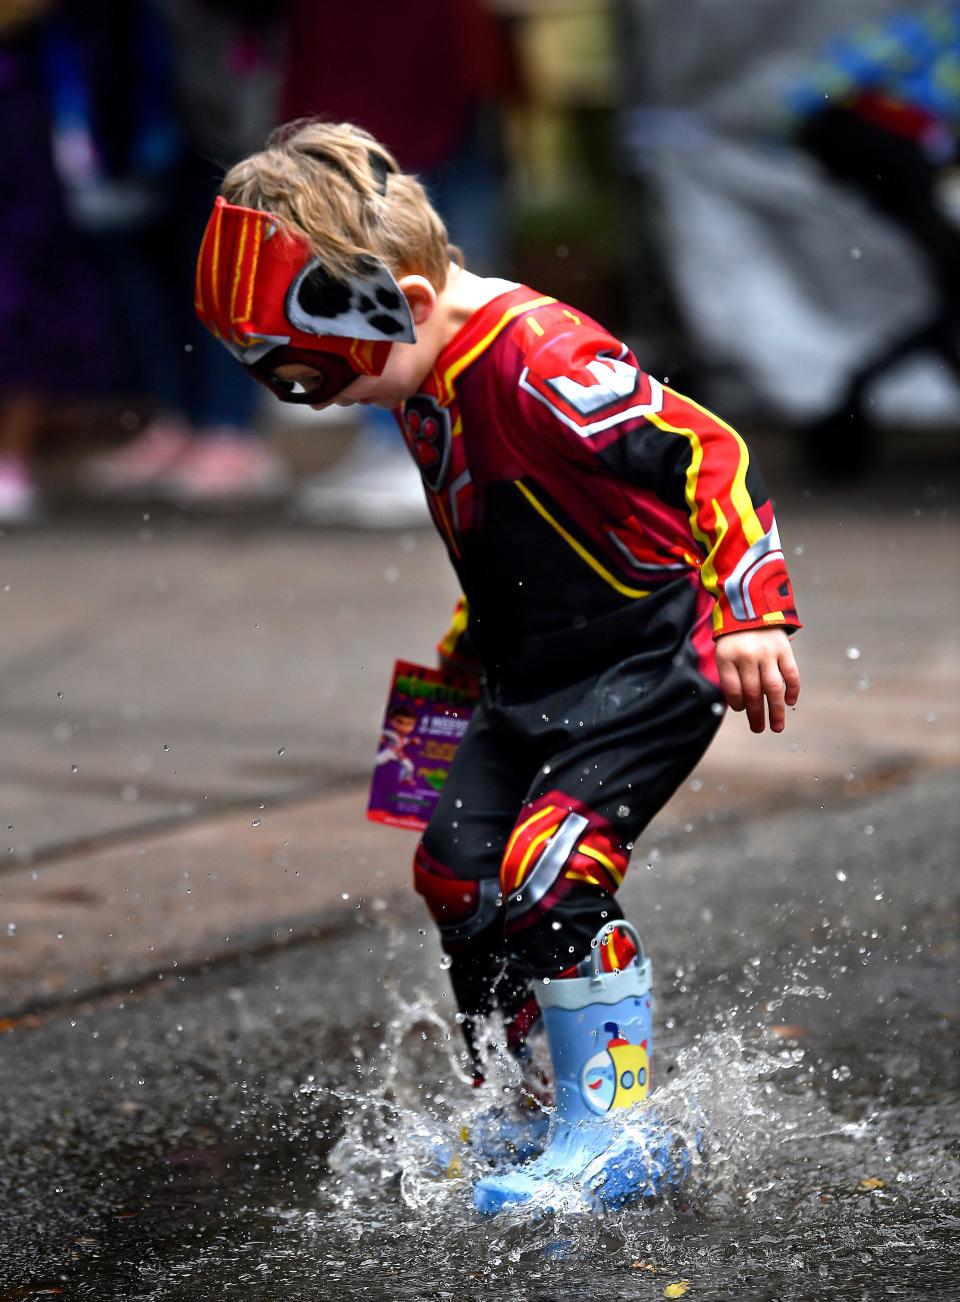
[405,285,800,1058]
[192,194,800,1067]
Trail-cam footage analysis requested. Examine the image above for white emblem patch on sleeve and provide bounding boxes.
[545,358,639,415]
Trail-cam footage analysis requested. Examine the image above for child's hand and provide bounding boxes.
[715,629,800,734]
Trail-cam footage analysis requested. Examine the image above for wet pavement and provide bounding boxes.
[0,436,958,1298]
[1,771,957,1300]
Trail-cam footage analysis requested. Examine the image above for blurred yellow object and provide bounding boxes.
[664,1284,691,1299]
[0,0,51,38]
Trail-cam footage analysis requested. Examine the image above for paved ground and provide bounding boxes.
[0,432,957,1018]
[2,767,956,1299]
[0,431,957,1299]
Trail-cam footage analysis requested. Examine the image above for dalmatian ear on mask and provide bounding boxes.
[286,256,417,344]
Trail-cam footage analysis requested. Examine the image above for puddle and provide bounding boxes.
[2,775,958,1300]
[2,917,955,1302]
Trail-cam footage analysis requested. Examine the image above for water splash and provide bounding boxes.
[313,972,834,1227]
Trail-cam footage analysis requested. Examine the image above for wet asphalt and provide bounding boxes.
[1,769,957,1302]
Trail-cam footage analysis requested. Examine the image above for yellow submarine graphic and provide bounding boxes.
[581,1021,650,1113]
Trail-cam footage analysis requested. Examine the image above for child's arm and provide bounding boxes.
[645,388,802,732]
[715,628,800,734]
[653,388,802,732]
[513,311,801,730]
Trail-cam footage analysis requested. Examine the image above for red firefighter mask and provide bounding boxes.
[194,196,416,403]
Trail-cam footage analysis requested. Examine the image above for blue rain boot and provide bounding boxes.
[473,922,690,1215]
[428,1095,549,1179]
[467,1013,552,1163]
[444,1026,551,1169]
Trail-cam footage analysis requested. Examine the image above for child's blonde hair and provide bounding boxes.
[220,120,454,289]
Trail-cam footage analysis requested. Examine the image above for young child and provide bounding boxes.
[194,121,801,1213]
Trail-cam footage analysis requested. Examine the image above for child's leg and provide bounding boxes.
[498,651,724,987]
[413,704,533,1077]
[473,651,725,1210]
[416,647,724,1071]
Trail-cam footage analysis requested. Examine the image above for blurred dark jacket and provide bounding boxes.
[281,0,513,172]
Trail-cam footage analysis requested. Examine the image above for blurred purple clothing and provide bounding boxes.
[0,32,114,394]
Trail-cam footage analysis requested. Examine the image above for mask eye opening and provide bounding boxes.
[250,348,362,405]
[270,374,311,397]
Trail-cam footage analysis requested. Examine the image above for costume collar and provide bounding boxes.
[419,283,556,408]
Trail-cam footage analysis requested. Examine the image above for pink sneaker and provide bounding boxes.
[0,453,40,525]
[161,428,291,506]
[80,418,193,497]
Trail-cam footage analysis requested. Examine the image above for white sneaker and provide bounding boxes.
[79,418,193,498]
[0,454,41,525]
[160,429,292,507]
[295,435,429,528]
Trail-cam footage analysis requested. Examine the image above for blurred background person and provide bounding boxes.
[279,0,515,528]
[0,0,115,524]
[76,0,290,507]
[787,2,960,473]
[616,0,960,472]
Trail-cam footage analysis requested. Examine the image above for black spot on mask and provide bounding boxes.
[376,286,401,311]
[296,266,352,319]
[369,312,405,336]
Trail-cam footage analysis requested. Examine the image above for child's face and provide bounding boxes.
[389,713,417,735]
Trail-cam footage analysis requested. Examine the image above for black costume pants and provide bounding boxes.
[413,636,724,1064]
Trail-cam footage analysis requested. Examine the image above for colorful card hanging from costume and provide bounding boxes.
[367,659,477,831]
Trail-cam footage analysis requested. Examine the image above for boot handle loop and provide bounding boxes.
[589,920,646,985]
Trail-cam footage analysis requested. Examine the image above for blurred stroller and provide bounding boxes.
[788,3,960,476]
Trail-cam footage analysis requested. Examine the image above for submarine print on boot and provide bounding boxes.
[581,1020,650,1113]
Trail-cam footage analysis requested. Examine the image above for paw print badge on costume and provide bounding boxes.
[402,395,451,493]
[581,1020,651,1113]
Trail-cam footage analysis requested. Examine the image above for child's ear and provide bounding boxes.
[398,275,438,327]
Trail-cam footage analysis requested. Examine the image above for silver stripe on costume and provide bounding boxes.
[439,877,503,944]
[723,523,783,621]
[506,812,590,919]
[606,529,688,574]
[448,469,472,537]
